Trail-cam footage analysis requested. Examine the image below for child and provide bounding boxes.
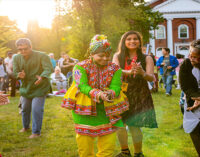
[62,35,129,157]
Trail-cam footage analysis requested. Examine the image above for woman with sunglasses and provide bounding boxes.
[113,31,158,157]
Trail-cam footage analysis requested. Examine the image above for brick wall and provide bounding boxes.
[155,20,167,51]
[154,18,196,55]
[172,18,196,43]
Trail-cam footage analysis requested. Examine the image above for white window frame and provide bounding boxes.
[156,47,162,52]
[156,47,163,57]
[178,24,189,39]
[155,25,166,39]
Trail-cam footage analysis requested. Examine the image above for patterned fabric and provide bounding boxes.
[62,83,129,117]
[0,94,9,105]
[122,56,158,128]
[125,56,138,70]
[74,69,81,87]
[62,95,96,116]
[124,56,138,79]
[78,59,119,90]
[75,123,116,137]
[62,59,129,136]
[89,35,112,54]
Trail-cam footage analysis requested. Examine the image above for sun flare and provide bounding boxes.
[0,0,56,32]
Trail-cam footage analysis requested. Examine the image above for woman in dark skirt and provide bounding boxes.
[113,31,158,157]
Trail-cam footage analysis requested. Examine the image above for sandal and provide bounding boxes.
[115,152,132,157]
[134,152,144,157]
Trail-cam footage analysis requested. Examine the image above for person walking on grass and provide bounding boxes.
[113,31,157,157]
[156,48,179,96]
[13,38,53,139]
[62,35,129,157]
[179,39,200,156]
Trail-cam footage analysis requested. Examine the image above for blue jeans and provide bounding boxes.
[162,75,173,94]
[21,96,46,134]
[66,71,72,80]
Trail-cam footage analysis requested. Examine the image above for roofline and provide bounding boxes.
[147,0,159,5]
[161,11,200,14]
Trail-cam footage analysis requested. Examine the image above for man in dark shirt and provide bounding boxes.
[13,38,53,138]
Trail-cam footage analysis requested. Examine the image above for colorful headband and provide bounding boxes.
[89,35,112,54]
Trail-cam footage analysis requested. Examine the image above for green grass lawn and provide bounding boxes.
[0,87,197,157]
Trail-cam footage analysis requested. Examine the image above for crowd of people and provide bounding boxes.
[0,31,200,156]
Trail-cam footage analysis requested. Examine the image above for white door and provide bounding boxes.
[175,44,190,58]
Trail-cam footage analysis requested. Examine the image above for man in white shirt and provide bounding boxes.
[4,51,16,97]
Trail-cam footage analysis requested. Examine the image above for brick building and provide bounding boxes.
[148,0,200,57]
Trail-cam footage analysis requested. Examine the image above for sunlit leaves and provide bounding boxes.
[0,16,23,57]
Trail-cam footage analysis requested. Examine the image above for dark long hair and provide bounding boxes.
[117,31,146,70]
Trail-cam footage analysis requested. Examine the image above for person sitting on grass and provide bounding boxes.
[51,66,67,91]
[61,34,129,157]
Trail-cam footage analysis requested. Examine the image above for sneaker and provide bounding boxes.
[166,93,171,96]
[19,128,30,133]
[29,134,41,139]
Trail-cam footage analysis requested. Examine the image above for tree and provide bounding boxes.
[0,16,23,57]
[52,0,163,60]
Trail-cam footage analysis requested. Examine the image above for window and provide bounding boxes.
[180,46,189,50]
[156,47,163,57]
[156,25,166,39]
[178,24,189,39]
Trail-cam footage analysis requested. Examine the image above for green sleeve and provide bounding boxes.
[12,55,20,79]
[73,64,92,97]
[40,54,54,78]
[109,69,122,97]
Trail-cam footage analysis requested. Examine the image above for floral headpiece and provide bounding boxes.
[89,34,112,54]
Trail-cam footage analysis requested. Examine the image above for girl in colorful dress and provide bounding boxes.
[62,35,129,157]
[113,31,158,157]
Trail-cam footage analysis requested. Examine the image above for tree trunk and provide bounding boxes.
[88,0,103,34]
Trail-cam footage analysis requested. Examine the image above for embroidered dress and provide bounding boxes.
[122,56,158,128]
[62,59,129,136]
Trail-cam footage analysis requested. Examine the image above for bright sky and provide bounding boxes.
[0,0,151,32]
[0,0,56,32]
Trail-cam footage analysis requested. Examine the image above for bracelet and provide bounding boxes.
[143,72,147,78]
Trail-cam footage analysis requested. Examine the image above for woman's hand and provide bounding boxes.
[122,69,134,75]
[132,62,145,77]
[99,92,114,103]
[187,97,200,111]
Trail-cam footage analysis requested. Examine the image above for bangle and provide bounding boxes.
[143,72,147,78]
